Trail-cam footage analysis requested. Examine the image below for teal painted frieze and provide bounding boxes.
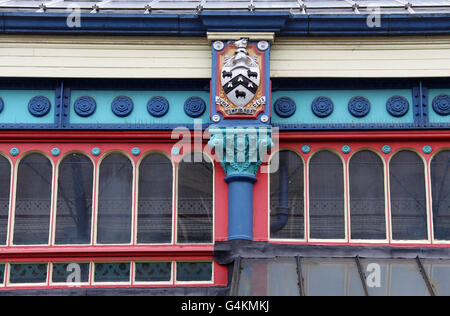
[207,127,273,177]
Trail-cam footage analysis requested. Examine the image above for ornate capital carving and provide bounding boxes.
[207,127,273,177]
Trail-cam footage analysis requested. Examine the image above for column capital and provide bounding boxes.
[207,126,273,177]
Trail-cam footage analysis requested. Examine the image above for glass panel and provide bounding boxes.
[55,154,93,245]
[97,153,133,244]
[177,153,213,244]
[14,154,52,245]
[389,151,428,240]
[137,154,173,244]
[349,151,386,240]
[0,264,4,285]
[425,259,450,296]
[9,263,48,284]
[238,258,300,296]
[430,151,450,240]
[309,151,345,239]
[302,258,364,296]
[52,263,90,284]
[135,262,172,282]
[176,262,212,282]
[94,262,130,283]
[270,151,304,240]
[360,259,430,296]
[0,156,10,245]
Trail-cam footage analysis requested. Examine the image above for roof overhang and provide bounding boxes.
[0,11,449,36]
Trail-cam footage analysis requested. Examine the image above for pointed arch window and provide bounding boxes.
[0,155,10,245]
[309,150,345,240]
[177,152,213,244]
[431,151,450,241]
[54,153,94,245]
[389,151,428,240]
[137,153,173,244]
[13,153,53,245]
[270,151,305,240]
[96,153,133,244]
[349,151,386,240]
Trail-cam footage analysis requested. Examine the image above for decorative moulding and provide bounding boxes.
[206,32,275,43]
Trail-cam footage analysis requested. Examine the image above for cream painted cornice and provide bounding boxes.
[207,32,275,43]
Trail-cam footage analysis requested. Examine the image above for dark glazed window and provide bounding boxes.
[270,151,304,240]
[97,153,133,244]
[349,151,386,240]
[94,262,130,283]
[9,263,48,284]
[0,156,10,245]
[176,262,212,282]
[13,153,52,245]
[431,151,450,240]
[137,154,173,244]
[55,154,93,245]
[177,152,213,244]
[309,151,345,239]
[389,151,428,240]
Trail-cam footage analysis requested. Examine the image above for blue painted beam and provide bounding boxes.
[0,12,449,36]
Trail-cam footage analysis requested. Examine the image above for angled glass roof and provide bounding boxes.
[0,0,449,14]
[232,257,449,296]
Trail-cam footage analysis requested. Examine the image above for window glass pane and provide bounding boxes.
[360,259,430,296]
[55,154,93,245]
[424,259,450,296]
[135,262,172,282]
[0,156,10,245]
[270,151,304,240]
[94,262,130,283]
[137,154,172,244]
[52,263,90,284]
[309,151,345,239]
[430,151,450,240]
[176,262,212,282]
[238,258,300,296]
[9,263,48,284]
[302,258,364,296]
[14,154,52,245]
[177,153,213,244]
[97,153,133,244]
[349,151,386,240]
[0,264,4,285]
[389,151,428,240]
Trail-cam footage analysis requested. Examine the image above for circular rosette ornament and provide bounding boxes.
[28,96,51,117]
[111,96,134,117]
[274,97,296,118]
[348,96,370,118]
[184,97,206,118]
[147,96,169,118]
[386,96,409,117]
[74,96,96,117]
[311,97,334,118]
[432,94,450,116]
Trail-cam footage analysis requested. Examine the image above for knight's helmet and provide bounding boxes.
[233,38,249,67]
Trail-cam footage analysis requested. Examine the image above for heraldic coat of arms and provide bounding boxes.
[214,38,268,119]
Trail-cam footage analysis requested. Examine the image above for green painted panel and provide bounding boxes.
[272,90,414,125]
[70,90,210,125]
[428,89,450,123]
[0,90,55,124]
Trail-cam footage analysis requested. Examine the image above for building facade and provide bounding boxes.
[0,0,449,296]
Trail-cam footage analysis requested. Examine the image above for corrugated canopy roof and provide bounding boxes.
[1,0,450,14]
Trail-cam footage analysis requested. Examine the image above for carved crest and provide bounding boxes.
[214,39,266,119]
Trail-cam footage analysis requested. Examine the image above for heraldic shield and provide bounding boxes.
[214,38,267,119]
[220,39,260,108]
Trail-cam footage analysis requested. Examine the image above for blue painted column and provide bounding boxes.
[208,127,273,241]
[225,174,258,240]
